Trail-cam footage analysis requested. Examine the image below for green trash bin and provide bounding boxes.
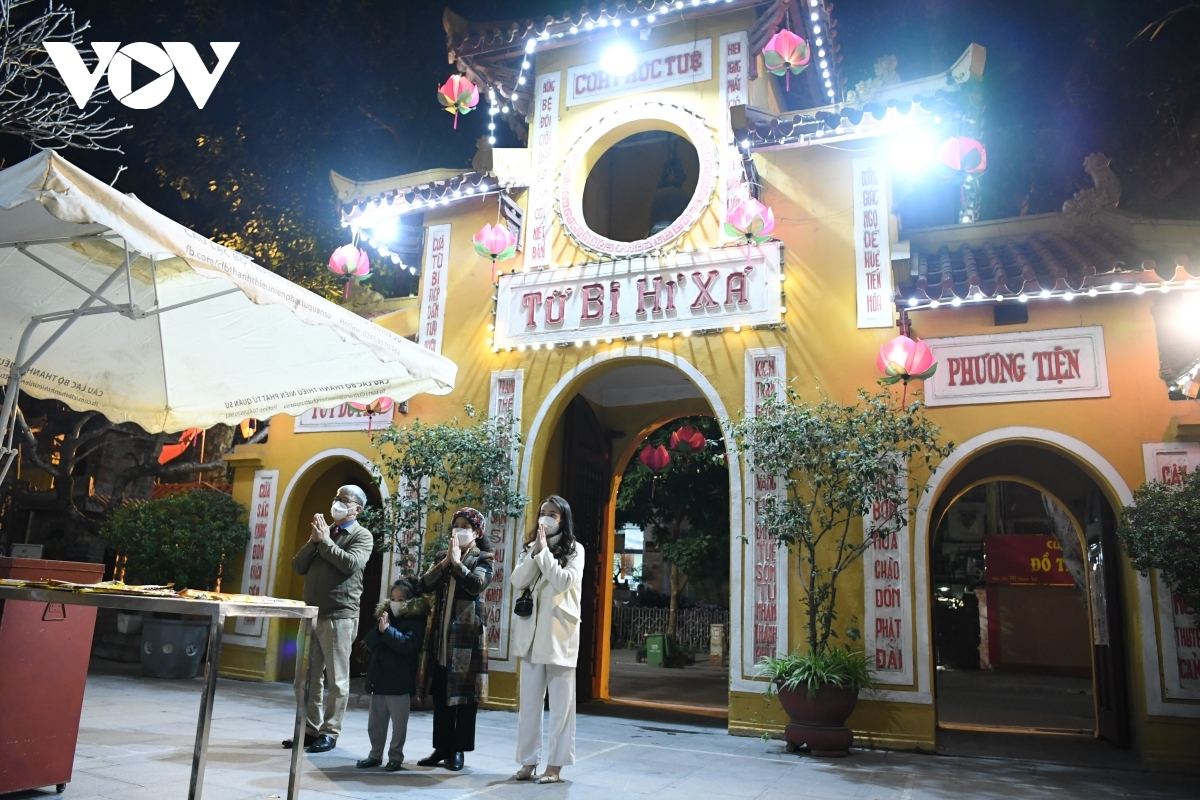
[645,634,666,667]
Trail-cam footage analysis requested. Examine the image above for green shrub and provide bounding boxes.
[1118,469,1200,620]
[100,489,249,590]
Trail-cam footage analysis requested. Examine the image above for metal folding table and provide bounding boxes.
[0,585,317,800]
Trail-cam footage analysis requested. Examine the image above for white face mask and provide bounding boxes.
[539,515,560,536]
[389,600,403,616]
[453,528,475,548]
[330,501,354,521]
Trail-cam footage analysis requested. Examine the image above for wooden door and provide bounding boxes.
[1086,489,1130,747]
[560,395,611,702]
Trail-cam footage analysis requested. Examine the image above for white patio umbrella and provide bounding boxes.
[0,150,456,483]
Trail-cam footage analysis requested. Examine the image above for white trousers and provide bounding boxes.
[516,660,577,767]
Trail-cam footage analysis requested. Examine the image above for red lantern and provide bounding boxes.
[638,444,671,472]
[669,426,706,452]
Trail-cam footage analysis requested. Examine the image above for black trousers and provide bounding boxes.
[431,666,477,753]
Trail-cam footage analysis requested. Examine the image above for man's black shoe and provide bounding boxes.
[282,733,317,750]
[305,734,337,753]
[384,760,405,772]
[444,752,464,771]
[416,751,446,767]
[356,756,382,769]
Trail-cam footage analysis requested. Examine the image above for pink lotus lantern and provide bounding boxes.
[473,223,518,281]
[638,444,671,472]
[349,397,395,434]
[878,334,937,405]
[438,75,479,129]
[725,198,776,264]
[349,397,394,415]
[669,426,706,453]
[936,137,987,175]
[329,244,371,299]
[762,29,811,91]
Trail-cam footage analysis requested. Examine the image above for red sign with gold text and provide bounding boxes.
[984,534,1074,585]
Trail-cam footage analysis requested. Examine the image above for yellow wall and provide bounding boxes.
[216,5,1200,771]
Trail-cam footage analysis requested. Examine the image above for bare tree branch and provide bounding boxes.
[0,0,130,151]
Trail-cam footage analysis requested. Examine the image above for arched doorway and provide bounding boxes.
[521,355,732,714]
[605,410,731,713]
[276,452,384,680]
[926,438,1131,748]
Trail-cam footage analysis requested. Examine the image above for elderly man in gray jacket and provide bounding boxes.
[284,484,374,754]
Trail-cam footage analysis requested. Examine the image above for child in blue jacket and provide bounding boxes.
[356,578,428,771]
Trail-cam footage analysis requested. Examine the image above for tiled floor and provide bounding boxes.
[606,648,728,709]
[935,669,1095,731]
[9,662,1197,800]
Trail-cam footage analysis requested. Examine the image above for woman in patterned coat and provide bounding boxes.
[415,507,493,772]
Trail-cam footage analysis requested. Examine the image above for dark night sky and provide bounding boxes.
[3,0,1199,289]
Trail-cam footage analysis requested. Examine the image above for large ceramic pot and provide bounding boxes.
[776,682,860,757]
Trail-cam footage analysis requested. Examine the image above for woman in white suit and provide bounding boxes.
[510,495,585,784]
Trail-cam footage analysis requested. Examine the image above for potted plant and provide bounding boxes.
[757,648,873,755]
[1117,468,1200,624]
[729,388,950,756]
[100,488,249,678]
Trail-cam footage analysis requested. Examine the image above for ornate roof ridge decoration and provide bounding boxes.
[896,209,1200,312]
[445,1,761,62]
[336,170,525,226]
[444,1,844,142]
[733,42,985,150]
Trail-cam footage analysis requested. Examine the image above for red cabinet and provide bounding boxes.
[0,557,105,794]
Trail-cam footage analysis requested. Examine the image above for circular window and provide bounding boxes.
[581,131,700,243]
[557,102,718,258]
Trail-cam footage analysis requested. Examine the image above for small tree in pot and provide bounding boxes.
[729,388,950,755]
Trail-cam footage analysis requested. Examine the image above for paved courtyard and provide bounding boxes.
[16,661,1197,800]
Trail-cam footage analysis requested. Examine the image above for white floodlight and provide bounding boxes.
[600,43,638,76]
